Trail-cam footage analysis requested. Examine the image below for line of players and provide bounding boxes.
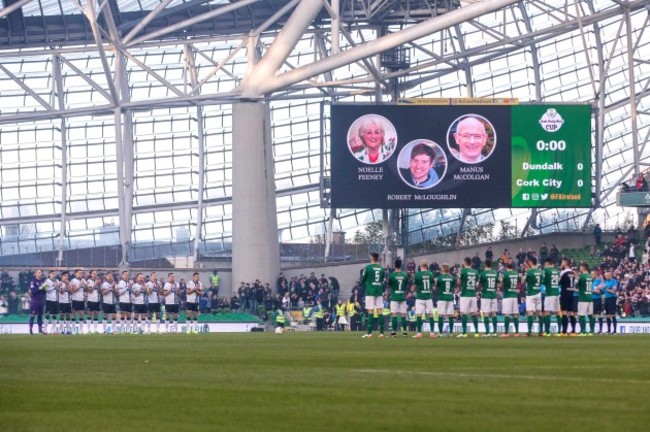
[361,253,617,338]
[38,269,205,334]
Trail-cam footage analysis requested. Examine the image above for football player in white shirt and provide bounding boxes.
[131,273,147,334]
[162,272,179,333]
[44,270,59,334]
[57,271,72,334]
[101,272,118,334]
[185,272,204,334]
[85,270,101,334]
[117,270,132,334]
[145,272,162,334]
[69,269,86,334]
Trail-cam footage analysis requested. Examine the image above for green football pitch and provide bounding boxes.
[1,333,648,432]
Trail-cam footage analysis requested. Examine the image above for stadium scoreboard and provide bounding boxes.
[330,103,592,208]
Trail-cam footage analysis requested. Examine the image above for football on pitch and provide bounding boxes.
[275,327,284,334]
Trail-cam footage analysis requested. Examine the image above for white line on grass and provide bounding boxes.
[355,369,650,385]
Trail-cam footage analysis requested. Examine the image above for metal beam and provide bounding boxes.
[242,0,323,97]
[85,0,120,104]
[127,0,262,47]
[258,0,523,95]
[122,0,175,45]
[0,0,34,19]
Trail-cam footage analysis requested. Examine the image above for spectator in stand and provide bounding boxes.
[485,246,494,261]
[7,290,19,314]
[516,248,526,267]
[635,173,648,191]
[539,242,548,262]
[428,260,440,276]
[276,273,288,293]
[471,253,482,271]
[594,224,602,245]
[627,225,637,245]
[407,259,416,276]
[526,249,535,262]
[549,244,559,264]
[501,249,512,265]
[230,294,240,311]
[329,277,340,301]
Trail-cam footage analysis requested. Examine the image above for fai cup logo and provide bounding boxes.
[539,108,564,132]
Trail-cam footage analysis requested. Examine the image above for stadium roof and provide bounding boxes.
[0,0,648,267]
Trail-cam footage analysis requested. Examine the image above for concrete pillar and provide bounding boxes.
[232,102,280,290]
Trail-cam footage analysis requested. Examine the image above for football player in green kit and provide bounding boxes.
[524,257,544,337]
[361,252,386,338]
[388,259,409,337]
[413,261,436,339]
[577,262,595,336]
[478,259,498,336]
[458,257,480,338]
[500,261,521,337]
[542,258,561,336]
[435,263,456,337]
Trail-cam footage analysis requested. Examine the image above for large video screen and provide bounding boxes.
[330,103,592,208]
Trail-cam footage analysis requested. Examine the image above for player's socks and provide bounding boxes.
[579,316,587,334]
[513,317,520,334]
[137,319,142,333]
[146,318,151,333]
[483,316,490,335]
[438,317,444,334]
[555,315,562,333]
[378,317,385,335]
[472,316,479,334]
[366,315,373,335]
[416,316,422,333]
[538,316,544,334]
[461,315,468,334]
[492,316,498,334]
[598,317,603,333]
[174,319,179,333]
[527,315,534,335]
[570,315,577,333]
[545,316,551,334]
[448,317,454,334]
[93,319,98,333]
[561,315,568,333]
[606,317,611,333]
[589,316,595,334]
[428,317,435,335]
[612,316,617,333]
[29,315,35,333]
[504,316,510,334]
[103,319,108,333]
[391,316,398,333]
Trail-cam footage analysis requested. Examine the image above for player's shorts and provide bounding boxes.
[544,295,560,313]
[119,302,132,313]
[560,294,573,313]
[148,303,161,314]
[572,296,579,313]
[186,303,199,312]
[604,297,617,315]
[437,300,454,316]
[102,303,117,315]
[46,300,59,315]
[459,296,478,315]
[415,299,434,315]
[58,302,72,314]
[578,301,593,316]
[480,298,497,314]
[364,296,383,311]
[526,293,543,313]
[166,304,179,314]
[502,298,519,315]
[86,301,100,312]
[389,301,407,315]
[30,303,44,315]
[592,298,603,315]
[72,300,86,312]
[133,304,147,314]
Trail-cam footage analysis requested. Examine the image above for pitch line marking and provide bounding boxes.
[355,369,650,385]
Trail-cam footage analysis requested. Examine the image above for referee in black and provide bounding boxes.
[559,258,578,335]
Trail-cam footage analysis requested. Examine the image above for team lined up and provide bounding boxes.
[361,253,617,338]
[28,269,206,334]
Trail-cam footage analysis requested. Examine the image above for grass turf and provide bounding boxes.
[0,333,648,432]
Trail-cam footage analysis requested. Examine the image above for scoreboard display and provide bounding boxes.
[330,103,592,209]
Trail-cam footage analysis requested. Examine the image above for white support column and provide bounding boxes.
[52,55,68,267]
[331,0,340,54]
[232,102,280,290]
[625,7,641,226]
[185,45,206,263]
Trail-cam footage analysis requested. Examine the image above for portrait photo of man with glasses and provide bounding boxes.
[447,115,496,164]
